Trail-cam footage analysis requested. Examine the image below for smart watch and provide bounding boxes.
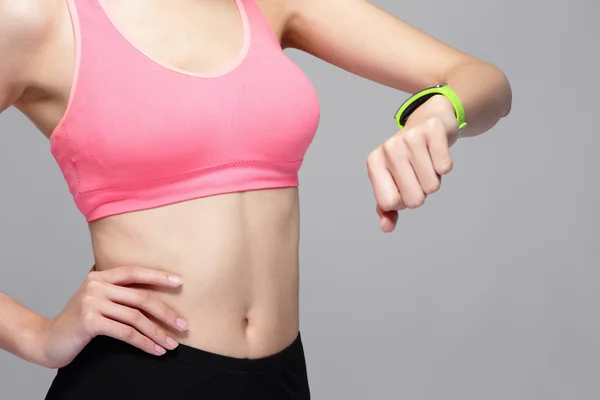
[394,83,467,134]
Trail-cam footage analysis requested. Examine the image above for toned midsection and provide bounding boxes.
[88,187,300,359]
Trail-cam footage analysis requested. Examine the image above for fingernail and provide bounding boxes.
[166,337,179,349]
[155,344,166,355]
[168,275,183,285]
[176,317,188,330]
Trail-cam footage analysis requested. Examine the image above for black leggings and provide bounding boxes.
[45,332,310,399]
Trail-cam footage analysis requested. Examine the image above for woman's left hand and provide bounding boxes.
[366,97,460,233]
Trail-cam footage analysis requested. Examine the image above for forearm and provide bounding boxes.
[286,1,512,138]
[0,291,48,365]
[402,61,512,142]
[443,61,512,138]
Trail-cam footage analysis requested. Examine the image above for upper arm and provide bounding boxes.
[0,0,49,113]
[283,0,489,94]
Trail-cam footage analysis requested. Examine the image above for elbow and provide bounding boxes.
[495,66,513,119]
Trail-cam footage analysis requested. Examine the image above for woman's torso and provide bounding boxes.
[14,0,315,358]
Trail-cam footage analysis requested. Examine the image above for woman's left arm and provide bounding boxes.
[283,0,512,137]
[283,0,513,231]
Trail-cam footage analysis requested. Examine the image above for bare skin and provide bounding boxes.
[0,0,512,369]
[16,0,302,361]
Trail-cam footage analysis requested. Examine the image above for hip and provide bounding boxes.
[45,332,310,400]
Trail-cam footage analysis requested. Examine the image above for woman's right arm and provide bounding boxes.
[0,292,50,365]
[0,267,189,368]
[0,0,51,366]
[0,0,41,111]
[0,1,187,368]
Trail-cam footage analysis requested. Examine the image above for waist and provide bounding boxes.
[88,188,301,358]
[46,332,310,400]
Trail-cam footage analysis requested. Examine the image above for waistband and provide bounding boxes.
[87,332,305,373]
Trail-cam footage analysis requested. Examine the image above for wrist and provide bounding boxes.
[20,315,52,367]
[403,94,459,135]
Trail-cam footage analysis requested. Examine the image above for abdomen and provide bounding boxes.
[89,187,301,358]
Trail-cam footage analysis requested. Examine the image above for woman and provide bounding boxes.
[0,0,512,398]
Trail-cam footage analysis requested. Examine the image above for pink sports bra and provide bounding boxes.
[50,0,320,222]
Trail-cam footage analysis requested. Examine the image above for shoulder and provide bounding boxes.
[0,0,59,108]
[0,0,56,44]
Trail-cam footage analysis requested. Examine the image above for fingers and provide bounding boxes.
[425,118,453,176]
[367,150,405,233]
[79,267,188,356]
[366,116,455,230]
[366,151,405,212]
[92,266,183,288]
[407,134,441,196]
[376,205,398,233]
[382,134,426,209]
[385,117,454,207]
[103,283,188,333]
[98,301,179,353]
[79,290,168,356]
[91,316,168,356]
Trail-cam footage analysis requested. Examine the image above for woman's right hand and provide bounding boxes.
[37,266,188,369]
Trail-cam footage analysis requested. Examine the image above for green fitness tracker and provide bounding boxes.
[394,83,467,134]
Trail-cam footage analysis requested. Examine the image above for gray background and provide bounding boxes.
[0,0,598,399]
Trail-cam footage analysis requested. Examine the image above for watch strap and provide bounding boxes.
[394,84,467,133]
